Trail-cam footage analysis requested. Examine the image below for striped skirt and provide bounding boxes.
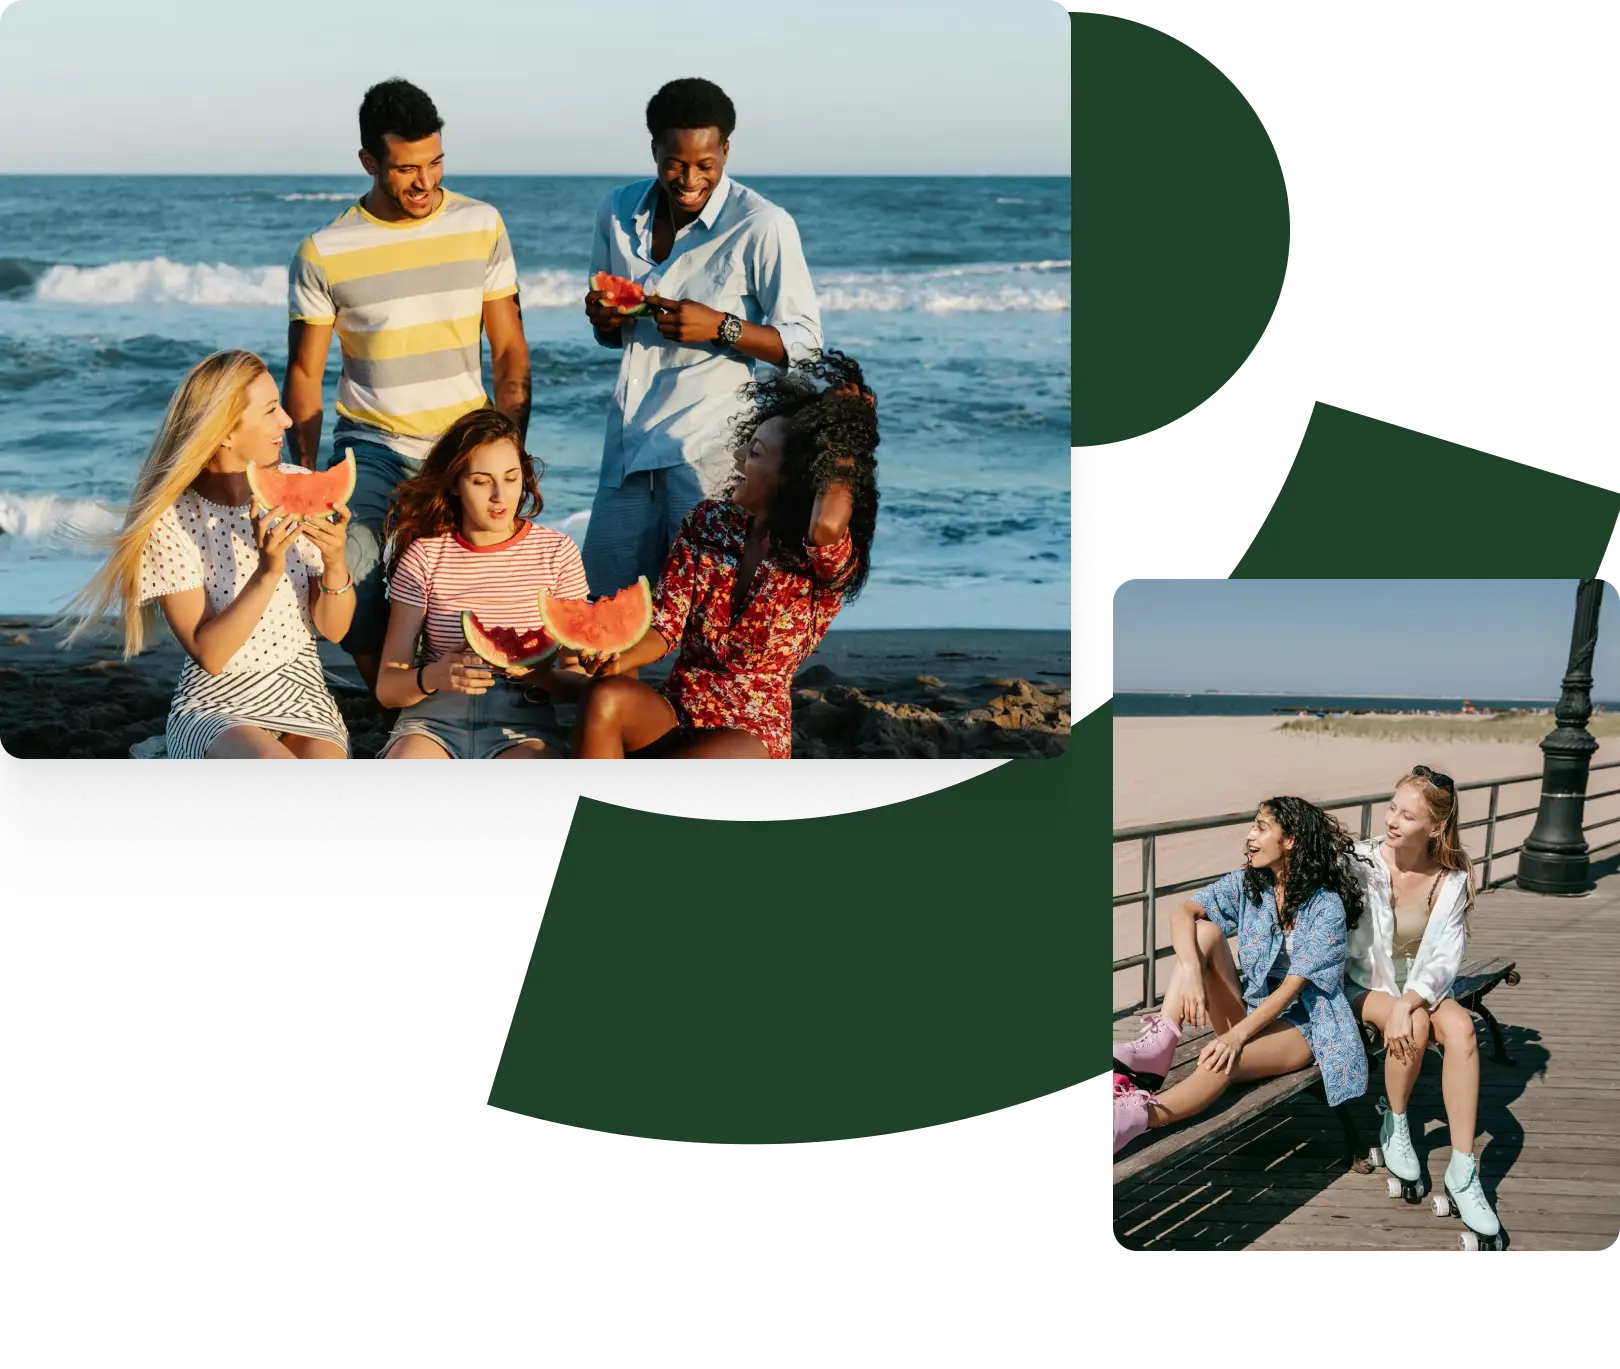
[166,648,349,759]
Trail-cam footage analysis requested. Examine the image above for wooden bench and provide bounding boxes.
[1112,956,1519,1187]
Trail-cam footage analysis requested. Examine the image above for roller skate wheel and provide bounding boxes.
[1459,1230,1480,1252]
[1432,1195,1452,1218]
[1367,1147,1384,1169]
[1385,1177,1403,1198]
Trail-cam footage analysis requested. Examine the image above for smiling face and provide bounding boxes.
[651,126,728,220]
[1385,781,1441,853]
[215,369,291,472]
[455,438,524,537]
[729,416,787,516]
[360,131,444,219]
[1243,806,1293,873]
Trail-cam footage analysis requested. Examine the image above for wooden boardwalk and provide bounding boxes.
[1113,853,1620,1251]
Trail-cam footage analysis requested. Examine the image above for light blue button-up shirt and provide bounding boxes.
[589,174,823,492]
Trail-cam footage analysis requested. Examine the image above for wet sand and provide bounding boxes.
[0,620,1070,761]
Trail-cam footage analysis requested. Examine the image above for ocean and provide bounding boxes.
[0,174,1070,630]
[1114,692,1619,717]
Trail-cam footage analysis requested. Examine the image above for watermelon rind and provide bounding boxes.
[246,450,357,523]
[537,576,653,655]
[461,609,560,671]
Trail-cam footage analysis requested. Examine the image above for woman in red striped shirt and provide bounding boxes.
[374,409,589,759]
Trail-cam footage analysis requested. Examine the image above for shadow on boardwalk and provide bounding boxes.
[1114,854,1619,1252]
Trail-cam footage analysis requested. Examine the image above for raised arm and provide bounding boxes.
[160,508,303,674]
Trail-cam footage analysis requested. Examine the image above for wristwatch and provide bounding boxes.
[716,312,744,347]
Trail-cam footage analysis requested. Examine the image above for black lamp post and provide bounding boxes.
[1517,578,1605,895]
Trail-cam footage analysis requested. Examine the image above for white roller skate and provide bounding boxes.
[1367,1098,1425,1203]
[1433,1151,1508,1251]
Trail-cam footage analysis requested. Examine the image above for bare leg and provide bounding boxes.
[1147,1021,1313,1128]
[1357,992,1432,1110]
[494,739,557,760]
[663,728,769,759]
[1158,919,1244,1031]
[206,726,296,759]
[282,734,348,759]
[1430,999,1480,1155]
[382,733,452,760]
[574,677,680,759]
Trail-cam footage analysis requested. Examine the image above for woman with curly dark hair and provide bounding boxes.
[1112,797,1371,1152]
[573,349,879,759]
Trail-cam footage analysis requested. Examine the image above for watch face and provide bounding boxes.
[720,315,743,344]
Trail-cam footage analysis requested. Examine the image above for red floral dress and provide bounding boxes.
[651,500,856,759]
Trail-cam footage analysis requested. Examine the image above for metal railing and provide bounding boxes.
[1113,761,1620,1015]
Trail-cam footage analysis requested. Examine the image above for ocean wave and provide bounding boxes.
[278,192,361,202]
[0,486,591,549]
[32,258,287,307]
[12,255,1069,313]
[0,491,124,542]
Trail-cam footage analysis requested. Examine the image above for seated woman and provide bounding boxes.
[1113,797,1369,1152]
[64,350,354,758]
[373,408,589,759]
[1346,765,1503,1246]
[573,350,879,759]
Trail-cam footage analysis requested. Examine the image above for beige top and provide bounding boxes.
[1391,899,1431,959]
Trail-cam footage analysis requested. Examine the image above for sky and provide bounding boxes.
[0,0,1070,175]
[1114,579,1620,699]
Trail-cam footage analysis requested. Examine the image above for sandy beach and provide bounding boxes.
[0,620,1069,761]
[1113,714,1620,1011]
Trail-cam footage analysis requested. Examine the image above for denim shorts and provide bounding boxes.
[382,675,563,760]
[324,437,414,656]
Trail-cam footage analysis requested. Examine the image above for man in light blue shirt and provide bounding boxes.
[580,77,823,596]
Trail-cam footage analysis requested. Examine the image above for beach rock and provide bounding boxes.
[914,674,948,689]
[6,631,32,646]
[794,663,840,687]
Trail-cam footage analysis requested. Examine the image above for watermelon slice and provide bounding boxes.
[538,578,653,656]
[462,610,559,672]
[247,449,357,523]
[590,271,653,317]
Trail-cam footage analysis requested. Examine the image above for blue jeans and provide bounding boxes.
[323,437,413,656]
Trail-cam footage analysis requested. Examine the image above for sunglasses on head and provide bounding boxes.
[1413,764,1455,792]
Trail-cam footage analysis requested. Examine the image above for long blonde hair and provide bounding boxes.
[1394,766,1477,922]
[61,350,268,657]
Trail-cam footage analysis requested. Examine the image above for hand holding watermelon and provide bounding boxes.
[585,272,652,331]
[424,650,494,696]
[294,500,352,574]
[248,502,303,579]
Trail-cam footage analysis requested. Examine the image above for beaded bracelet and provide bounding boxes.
[319,575,354,596]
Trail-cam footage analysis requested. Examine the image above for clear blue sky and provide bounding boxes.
[1115,580,1620,699]
[0,0,1070,175]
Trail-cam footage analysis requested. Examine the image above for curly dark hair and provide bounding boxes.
[360,79,443,160]
[646,78,736,141]
[1243,796,1370,932]
[729,350,880,600]
[384,408,542,579]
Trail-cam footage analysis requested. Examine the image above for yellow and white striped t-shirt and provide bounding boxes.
[288,190,519,461]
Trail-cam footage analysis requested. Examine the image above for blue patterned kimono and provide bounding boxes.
[1192,870,1368,1107]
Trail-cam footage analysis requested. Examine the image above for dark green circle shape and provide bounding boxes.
[1075,13,1289,446]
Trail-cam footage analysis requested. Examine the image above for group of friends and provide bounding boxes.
[1111,765,1507,1247]
[66,77,881,761]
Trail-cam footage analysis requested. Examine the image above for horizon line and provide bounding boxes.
[0,170,1073,180]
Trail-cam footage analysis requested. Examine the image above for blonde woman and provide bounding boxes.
[65,351,355,758]
[1347,765,1505,1248]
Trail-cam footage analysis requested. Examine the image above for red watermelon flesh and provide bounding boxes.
[462,610,559,671]
[247,450,357,522]
[538,578,653,656]
[590,271,652,316]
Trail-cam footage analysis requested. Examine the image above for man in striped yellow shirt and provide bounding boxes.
[282,78,530,690]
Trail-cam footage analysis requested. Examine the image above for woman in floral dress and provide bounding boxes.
[573,351,879,759]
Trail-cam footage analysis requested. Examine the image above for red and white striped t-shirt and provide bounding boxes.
[387,521,589,658]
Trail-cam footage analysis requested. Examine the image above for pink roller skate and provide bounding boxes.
[1112,1014,1181,1092]
[1113,1072,1157,1153]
